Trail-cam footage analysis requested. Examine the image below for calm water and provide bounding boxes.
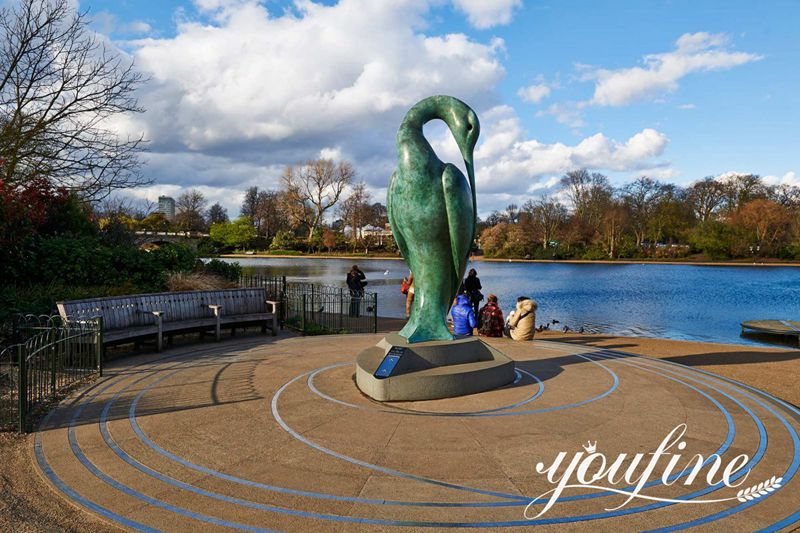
[224,257,800,346]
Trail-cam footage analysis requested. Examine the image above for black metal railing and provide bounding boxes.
[238,275,378,335]
[0,315,102,432]
[284,282,378,335]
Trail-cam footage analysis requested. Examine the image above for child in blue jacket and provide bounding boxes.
[451,294,477,335]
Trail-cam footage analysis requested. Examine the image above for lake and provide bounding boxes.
[222,257,800,346]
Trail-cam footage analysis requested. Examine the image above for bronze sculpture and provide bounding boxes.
[387,95,480,343]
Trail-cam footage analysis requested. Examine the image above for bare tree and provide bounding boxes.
[505,203,519,224]
[0,0,148,199]
[523,197,567,249]
[338,181,372,246]
[208,202,229,224]
[719,174,770,214]
[133,197,157,219]
[240,186,259,220]
[773,184,800,209]
[687,177,725,222]
[282,159,354,240]
[254,189,284,238]
[598,201,628,258]
[621,176,668,247]
[560,169,613,241]
[175,189,207,231]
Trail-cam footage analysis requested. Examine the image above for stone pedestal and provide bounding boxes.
[355,333,515,401]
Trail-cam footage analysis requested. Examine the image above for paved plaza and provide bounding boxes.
[34,334,800,531]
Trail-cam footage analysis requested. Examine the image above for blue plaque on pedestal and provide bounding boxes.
[374,347,405,379]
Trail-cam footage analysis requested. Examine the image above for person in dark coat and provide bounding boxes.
[451,294,477,335]
[477,294,504,337]
[462,268,482,317]
[346,265,367,317]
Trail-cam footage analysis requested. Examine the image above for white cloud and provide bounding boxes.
[451,0,522,29]
[518,83,551,104]
[108,0,510,214]
[585,32,762,107]
[124,21,152,34]
[678,103,696,109]
[126,0,505,155]
[537,102,586,129]
[764,171,799,187]
[429,106,670,198]
[107,1,676,218]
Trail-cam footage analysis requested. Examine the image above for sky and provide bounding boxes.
[81,0,800,218]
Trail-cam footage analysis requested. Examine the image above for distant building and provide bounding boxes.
[157,195,176,220]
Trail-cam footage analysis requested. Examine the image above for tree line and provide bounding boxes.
[100,158,393,254]
[479,170,800,260]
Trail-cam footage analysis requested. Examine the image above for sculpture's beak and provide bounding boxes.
[464,153,477,237]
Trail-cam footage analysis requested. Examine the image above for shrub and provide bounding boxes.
[166,272,235,291]
[203,259,242,281]
[270,230,299,251]
[209,217,257,249]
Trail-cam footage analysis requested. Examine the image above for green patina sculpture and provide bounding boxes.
[387,95,480,343]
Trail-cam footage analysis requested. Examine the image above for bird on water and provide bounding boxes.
[387,95,480,343]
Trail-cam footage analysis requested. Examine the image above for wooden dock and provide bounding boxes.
[741,319,800,345]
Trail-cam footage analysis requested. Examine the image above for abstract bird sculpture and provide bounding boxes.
[387,95,480,343]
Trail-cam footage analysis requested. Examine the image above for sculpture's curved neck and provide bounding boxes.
[400,97,458,139]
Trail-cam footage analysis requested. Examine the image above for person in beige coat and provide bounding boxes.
[505,296,537,341]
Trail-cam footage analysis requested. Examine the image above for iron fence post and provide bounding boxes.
[95,317,103,377]
[339,288,344,331]
[51,333,57,398]
[17,344,26,433]
[373,293,378,333]
[302,294,307,333]
[311,284,315,322]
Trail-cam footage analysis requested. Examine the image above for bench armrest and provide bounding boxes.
[265,300,279,314]
[136,309,164,321]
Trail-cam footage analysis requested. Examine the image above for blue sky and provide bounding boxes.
[83,0,799,217]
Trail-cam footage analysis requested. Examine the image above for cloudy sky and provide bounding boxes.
[86,0,799,217]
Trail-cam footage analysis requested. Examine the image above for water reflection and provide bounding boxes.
[222,257,800,347]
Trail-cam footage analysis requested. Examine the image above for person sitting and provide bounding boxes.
[451,293,477,336]
[477,294,504,338]
[505,296,537,341]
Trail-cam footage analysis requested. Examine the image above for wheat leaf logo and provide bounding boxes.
[737,476,783,502]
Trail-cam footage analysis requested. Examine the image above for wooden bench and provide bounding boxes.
[57,289,279,351]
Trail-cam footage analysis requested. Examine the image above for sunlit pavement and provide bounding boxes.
[34,334,800,531]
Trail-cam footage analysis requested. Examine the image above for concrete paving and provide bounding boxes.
[32,333,800,531]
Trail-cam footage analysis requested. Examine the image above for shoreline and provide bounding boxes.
[221,253,800,268]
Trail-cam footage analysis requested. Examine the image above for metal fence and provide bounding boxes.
[0,315,102,432]
[238,275,378,335]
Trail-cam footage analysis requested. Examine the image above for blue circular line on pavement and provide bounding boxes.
[115,351,759,528]
[35,340,800,530]
[582,347,800,532]
[131,344,743,513]
[305,347,742,500]
[34,378,162,533]
[307,364,546,416]
[64,355,282,532]
[124,363,526,508]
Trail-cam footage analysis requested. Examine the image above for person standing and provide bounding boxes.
[347,265,367,317]
[463,268,483,317]
[451,294,477,336]
[402,271,415,319]
[477,294,504,337]
[505,296,537,341]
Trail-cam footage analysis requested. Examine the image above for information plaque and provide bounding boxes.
[374,346,406,379]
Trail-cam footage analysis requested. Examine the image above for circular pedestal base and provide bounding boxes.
[355,333,516,401]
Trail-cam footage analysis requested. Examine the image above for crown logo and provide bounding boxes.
[582,440,597,453]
